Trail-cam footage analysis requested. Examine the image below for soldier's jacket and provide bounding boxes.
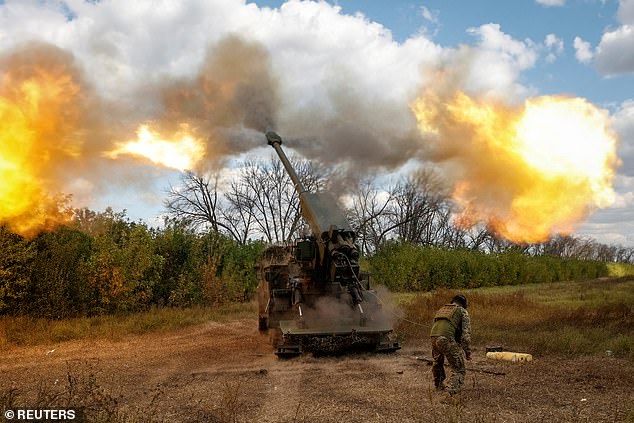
[430,303,471,354]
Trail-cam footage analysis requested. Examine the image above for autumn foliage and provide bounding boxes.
[0,209,264,318]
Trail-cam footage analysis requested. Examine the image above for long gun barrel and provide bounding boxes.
[266,131,306,195]
[266,131,351,240]
[265,131,357,269]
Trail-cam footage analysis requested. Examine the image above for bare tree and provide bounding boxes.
[164,171,245,242]
[540,235,580,258]
[347,169,466,252]
[164,155,330,244]
[347,177,396,254]
[165,171,221,231]
[224,155,329,244]
[615,246,634,263]
[391,170,452,246]
[220,179,255,245]
[165,164,634,264]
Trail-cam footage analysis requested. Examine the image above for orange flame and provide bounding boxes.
[0,68,80,237]
[107,124,205,171]
[411,91,618,243]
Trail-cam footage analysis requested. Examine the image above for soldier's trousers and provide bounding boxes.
[431,335,465,394]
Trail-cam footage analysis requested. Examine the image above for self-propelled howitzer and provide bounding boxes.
[257,132,400,357]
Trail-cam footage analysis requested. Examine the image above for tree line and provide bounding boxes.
[0,210,264,318]
[369,242,615,292]
[166,154,634,264]
[2,153,633,318]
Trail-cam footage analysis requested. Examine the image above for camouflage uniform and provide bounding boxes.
[430,302,471,394]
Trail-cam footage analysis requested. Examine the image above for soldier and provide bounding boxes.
[430,294,472,395]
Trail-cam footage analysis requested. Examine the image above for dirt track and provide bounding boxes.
[1,319,633,422]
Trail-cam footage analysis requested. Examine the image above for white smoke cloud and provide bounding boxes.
[2,0,603,226]
[0,0,547,170]
[464,23,538,100]
[0,1,543,116]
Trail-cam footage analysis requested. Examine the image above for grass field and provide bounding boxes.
[1,277,632,360]
[0,302,254,351]
[396,276,634,359]
[1,277,633,422]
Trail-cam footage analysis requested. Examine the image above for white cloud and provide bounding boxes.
[544,33,564,63]
[464,23,538,100]
[579,174,634,245]
[545,33,564,51]
[595,25,634,75]
[611,191,634,208]
[573,36,594,64]
[577,104,634,246]
[535,0,566,6]
[594,0,634,75]
[613,100,634,176]
[421,6,439,24]
[618,0,634,24]
[579,227,630,246]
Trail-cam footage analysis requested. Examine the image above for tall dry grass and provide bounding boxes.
[3,277,632,360]
[0,302,256,351]
[396,277,634,359]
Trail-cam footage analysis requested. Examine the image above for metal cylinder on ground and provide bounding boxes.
[485,351,533,362]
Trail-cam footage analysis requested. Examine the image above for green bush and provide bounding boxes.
[0,226,35,314]
[0,212,266,318]
[0,212,625,319]
[369,241,609,292]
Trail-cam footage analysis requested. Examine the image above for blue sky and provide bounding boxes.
[0,0,633,245]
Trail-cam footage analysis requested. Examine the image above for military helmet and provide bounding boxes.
[452,294,468,309]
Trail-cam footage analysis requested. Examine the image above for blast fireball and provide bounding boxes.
[0,60,81,237]
[107,124,205,171]
[411,91,619,243]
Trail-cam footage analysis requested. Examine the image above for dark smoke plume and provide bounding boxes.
[277,82,424,172]
[0,36,282,218]
[152,35,280,165]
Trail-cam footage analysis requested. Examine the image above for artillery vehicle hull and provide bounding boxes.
[257,132,400,358]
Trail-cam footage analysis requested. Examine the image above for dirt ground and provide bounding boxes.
[1,319,633,423]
